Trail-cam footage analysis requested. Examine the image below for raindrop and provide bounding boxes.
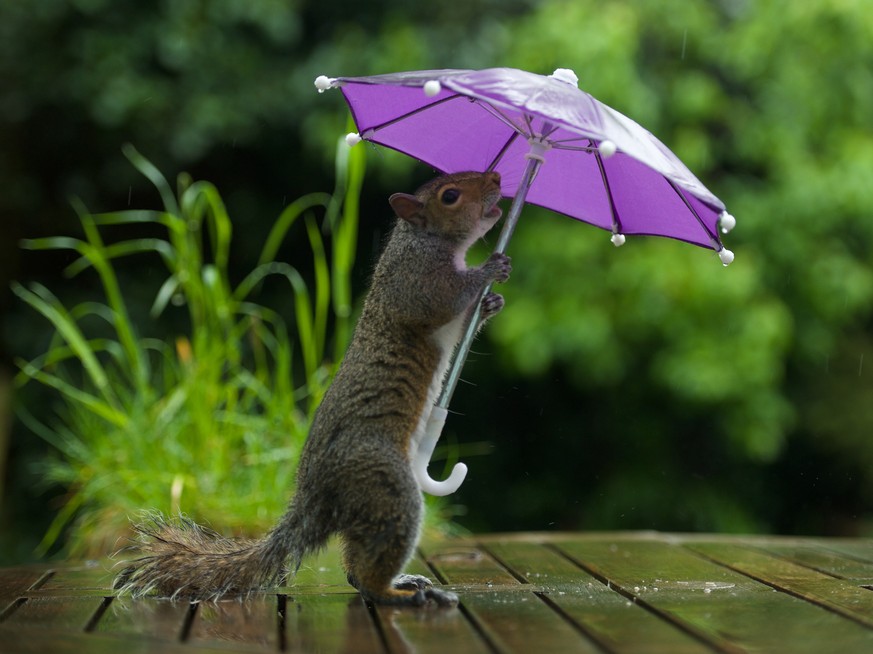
[719,211,736,233]
[127,186,132,206]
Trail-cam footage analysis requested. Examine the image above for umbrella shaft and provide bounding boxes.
[436,154,542,409]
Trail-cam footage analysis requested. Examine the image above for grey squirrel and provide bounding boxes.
[115,171,511,606]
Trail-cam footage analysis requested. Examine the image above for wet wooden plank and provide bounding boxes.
[0,595,105,631]
[756,542,873,581]
[0,567,48,597]
[424,543,602,654]
[285,593,384,654]
[0,568,49,615]
[815,540,873,565]
[92,596,191,640]
[484,540,713,654]
[687,542,873,628]
[365,548,492,653]
[558,539,873,654]
[187,596,278,651]
[4,533,873,653]
[0,624,247,653]
[374,601,490,654]
[39,563,116,592]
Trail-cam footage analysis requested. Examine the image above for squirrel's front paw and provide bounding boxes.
[480,292,505,321]
[484,252,512,283]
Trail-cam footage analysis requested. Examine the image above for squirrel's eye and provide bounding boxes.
[440,188,461,205]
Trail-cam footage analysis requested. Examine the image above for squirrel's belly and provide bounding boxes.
[409,315,466,463]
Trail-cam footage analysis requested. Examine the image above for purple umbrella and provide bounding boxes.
[315,67,735,495]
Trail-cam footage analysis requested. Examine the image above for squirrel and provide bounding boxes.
[115,171,511,606]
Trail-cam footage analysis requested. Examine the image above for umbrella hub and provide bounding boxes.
[525,136,552,166]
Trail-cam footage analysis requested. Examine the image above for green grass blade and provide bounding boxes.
[258,192,332,266]
[305,213,330,363]
[20,236,85,252]
[235,262,316,380]
[75,206,148,389]
[150,275,181,318]
[182,180,233,273]
[89,209,177,226]
[64,238,177,278]
[122,143,179,216]
[13,338,124,388]
[16,360,128,428]
[11,282,116,404]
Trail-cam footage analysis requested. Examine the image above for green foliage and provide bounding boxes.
[4,0,873,549]
[13,140,365,556]
[453,0,873,534]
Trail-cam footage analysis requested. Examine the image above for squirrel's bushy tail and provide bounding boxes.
[114,510,308,600]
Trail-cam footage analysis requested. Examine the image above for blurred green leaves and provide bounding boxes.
[4,0,873,548]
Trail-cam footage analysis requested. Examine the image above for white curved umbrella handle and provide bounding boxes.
[413,406,468,496]
[411,151,543,498]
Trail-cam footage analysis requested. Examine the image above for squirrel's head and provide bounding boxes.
[389,172,503,243]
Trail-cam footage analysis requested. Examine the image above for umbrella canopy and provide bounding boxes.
[316,67,735,257]
[315,67,736,495]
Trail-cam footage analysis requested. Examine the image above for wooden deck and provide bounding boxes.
[2,532,873,653]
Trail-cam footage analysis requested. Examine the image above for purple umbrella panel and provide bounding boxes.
[315,68,736,496]
[318,68,736,257]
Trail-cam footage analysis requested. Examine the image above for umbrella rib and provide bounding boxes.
[485,131,522,172]
[666,180,722,248]
[522,112,559,139]
[593,141,623,235]
[359,93,466,134]
[475,101,531,136]
[553,143,599,152]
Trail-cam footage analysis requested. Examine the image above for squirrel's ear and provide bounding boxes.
[389,193,425,226]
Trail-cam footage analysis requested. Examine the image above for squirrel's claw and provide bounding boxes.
[480,292,505,322]
[393,574,434,591]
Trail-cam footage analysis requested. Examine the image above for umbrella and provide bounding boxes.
[314,67,736,495]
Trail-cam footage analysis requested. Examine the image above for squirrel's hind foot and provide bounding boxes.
[359,585,459,608]
[350,573,458,607]
[393,573,433,591]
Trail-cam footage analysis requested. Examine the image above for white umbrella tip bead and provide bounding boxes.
[550,68,579,87]
[599,140,618,158]
[719,248,735,266]
[314,75,336,93]
[611,233,626,247]
[345,132,362,147]
[719,211,737,234]
[423,80,442,97]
